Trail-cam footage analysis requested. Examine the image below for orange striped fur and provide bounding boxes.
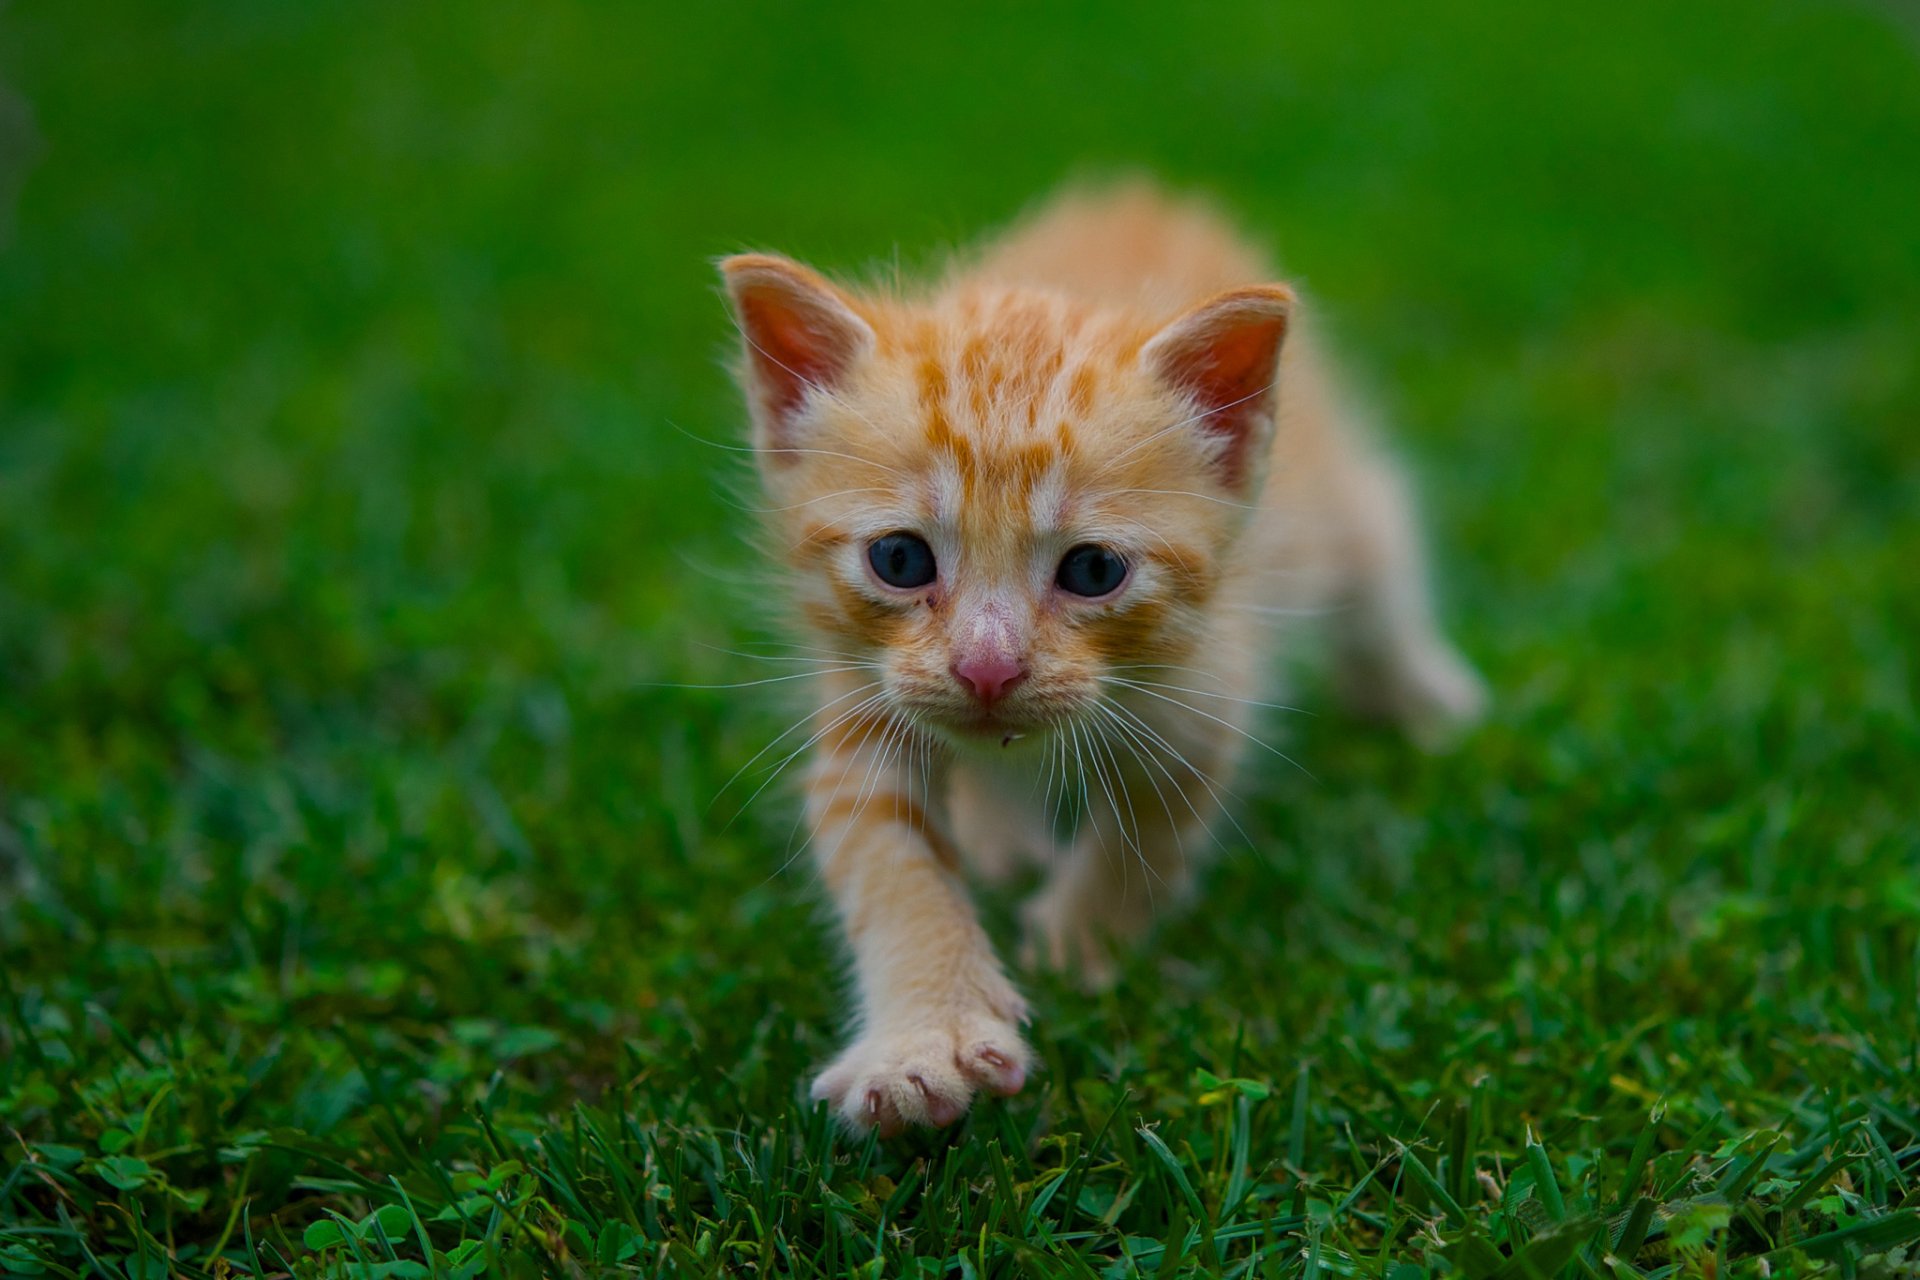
[720,181,1484,1135]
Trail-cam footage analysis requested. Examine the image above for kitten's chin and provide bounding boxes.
[922,708,1061,753]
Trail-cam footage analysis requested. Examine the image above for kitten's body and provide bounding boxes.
[722,183,1482,1134]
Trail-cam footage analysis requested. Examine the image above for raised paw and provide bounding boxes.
[810,1015,1032,1136]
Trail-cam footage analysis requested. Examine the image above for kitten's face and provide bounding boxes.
[723,256,1290,748]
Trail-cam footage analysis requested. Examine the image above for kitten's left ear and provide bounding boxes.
[720,254,875,452]
[1140,284,1295,490]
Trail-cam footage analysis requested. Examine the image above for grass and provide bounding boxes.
[2,1,1918,1276]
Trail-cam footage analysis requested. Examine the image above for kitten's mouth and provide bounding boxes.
[935,711,1040,746]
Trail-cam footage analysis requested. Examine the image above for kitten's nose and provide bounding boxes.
[951,654,1027,706]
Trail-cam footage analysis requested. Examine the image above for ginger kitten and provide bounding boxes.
[719,183,1484,1135]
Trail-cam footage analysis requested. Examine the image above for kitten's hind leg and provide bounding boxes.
[1327,451,1486,746]
[1019,735,1221,990]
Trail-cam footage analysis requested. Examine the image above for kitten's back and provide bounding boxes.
[966,180,1271,315]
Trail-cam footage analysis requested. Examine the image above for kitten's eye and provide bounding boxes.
[1056,544,1128,598]
[868,532,937,589]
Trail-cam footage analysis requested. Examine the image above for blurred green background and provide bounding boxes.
[2,3,1917,1276]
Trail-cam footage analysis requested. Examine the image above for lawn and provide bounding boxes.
[2,2,1918,1276]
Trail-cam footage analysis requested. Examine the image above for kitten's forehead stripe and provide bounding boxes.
[915,354,947,405]
[1068,364,1098,414]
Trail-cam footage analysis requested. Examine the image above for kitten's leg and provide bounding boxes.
[804,713,1031,1134]
[1020,730,1225,989]
[1326,450,1486,746]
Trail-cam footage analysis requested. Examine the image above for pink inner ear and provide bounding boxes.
[1145,287,1292,488]
[1182,316,1286,411]
[724,256,873,440]
[737,290,853,422]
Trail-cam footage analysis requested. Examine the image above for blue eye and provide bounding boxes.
[868,533,937,588]
[1056,544,1127,597]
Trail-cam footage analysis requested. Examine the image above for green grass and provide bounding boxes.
[3,2,1919,1276]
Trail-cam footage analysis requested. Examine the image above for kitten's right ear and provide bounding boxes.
[720,254,875,449]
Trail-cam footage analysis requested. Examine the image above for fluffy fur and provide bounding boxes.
[719,182,1484,1135]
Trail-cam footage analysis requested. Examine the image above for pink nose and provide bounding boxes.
[951,654,1027,706]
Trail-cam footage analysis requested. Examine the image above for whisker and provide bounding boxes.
[1068,720,1103,865]
[1106,676,1309,716]
[1108,514,1193,573]
[668,418,908,480]
[908,724,936,847]
[868,716,920,855]
[1213,602,1336,621]
[695,640,876,667]
[729,639,880,663]
[720,683,886,818]
[852,713,909,816]
[1052,726,1075,837]
[1103,680,1315,781]
[1217,603,1338,620]
[674,548,788,592]
[1075,717,1140,903]
[1091,701,1191,868]
[713,677,882,801]
[739,486,894,514]
[1098,379,1278,472]
[801,705,923,886]
[728,697,893,848]
[778,510,873,554]
[1086,713,1163,904]
[1100,697,1262,855]
[644,665,873,692]
[1097,699,1238,858]
[771,700,896,883]
[1107,486,1259,511]
[1114,662,1236,685]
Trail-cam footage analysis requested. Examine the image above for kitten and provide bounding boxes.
[719,182,1484,1135]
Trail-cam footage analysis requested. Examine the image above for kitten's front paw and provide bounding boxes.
[810,1015,1032,1136]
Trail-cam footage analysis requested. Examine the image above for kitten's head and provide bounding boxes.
[721,253,1291,748]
